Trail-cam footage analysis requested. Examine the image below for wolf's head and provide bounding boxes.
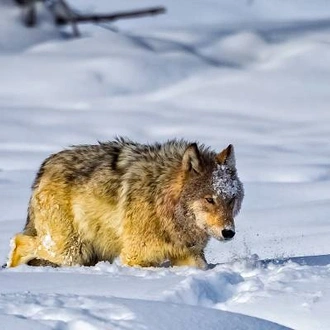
[177,143,244,241]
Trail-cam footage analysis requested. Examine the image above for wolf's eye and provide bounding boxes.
[205,197,215,204]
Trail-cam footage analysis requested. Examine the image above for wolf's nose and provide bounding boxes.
[222,229,235,239]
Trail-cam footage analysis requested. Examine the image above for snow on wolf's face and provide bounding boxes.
[187,145,244,241]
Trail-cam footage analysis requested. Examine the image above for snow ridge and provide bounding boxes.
[0,259,303,330]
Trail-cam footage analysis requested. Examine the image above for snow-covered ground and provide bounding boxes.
[1,0,330,329]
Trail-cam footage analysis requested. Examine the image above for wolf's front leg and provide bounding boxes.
[120,247,160,268]
[170,252,208,270]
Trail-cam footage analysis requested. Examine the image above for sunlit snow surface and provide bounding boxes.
[1,0,330,329]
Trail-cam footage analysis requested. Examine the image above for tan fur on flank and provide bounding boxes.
[7,138,244,269]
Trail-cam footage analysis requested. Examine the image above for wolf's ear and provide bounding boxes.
[216,144,235,168]
[182,143,203,174]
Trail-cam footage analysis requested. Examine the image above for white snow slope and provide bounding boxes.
[1,1,330,329]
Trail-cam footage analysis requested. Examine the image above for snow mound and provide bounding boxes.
[0,260,299,330]
[0,291,289,330]
[2,257,330,329]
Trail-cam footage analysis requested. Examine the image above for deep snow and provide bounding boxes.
[1,0,330,329]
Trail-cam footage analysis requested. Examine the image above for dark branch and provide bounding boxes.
[54,6,166,25]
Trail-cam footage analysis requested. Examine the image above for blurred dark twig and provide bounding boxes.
[13,0,166,37]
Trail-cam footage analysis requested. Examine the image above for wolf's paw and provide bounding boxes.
[6,234,36,267]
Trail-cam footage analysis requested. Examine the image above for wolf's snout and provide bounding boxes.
[222,229,235,240]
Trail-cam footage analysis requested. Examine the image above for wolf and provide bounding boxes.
[7,138,244,269]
